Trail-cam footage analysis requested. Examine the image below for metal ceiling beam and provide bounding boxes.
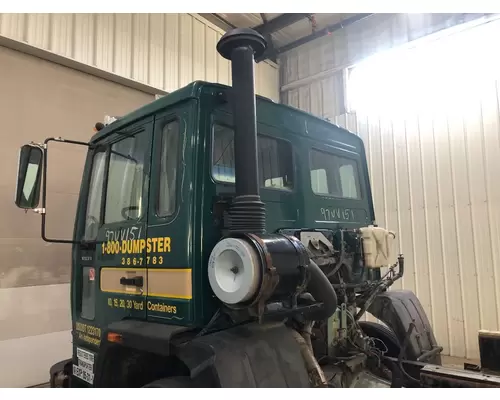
[199,13,237,31]
[253,13,311,35]
[273,13,375,56]
[256,13,278,64]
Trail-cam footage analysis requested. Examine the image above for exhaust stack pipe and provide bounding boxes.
[217,28,267,234]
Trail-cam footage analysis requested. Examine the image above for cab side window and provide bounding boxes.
[83,150,106,241]
[105,134,147,223]
[157,120,180,217]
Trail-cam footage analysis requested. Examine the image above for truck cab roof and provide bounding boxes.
[90,80,363,153]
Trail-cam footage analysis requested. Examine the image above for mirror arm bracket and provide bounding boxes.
[33,208,46,215]
[28,141,46,150]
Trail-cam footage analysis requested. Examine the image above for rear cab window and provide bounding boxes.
[310,149,362,200]
[211,124,294,191]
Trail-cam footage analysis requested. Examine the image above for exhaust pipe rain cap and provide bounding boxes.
[217,28,267,61]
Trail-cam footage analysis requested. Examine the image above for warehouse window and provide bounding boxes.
[310,149,360,199]
[346,17,500,115]
[212,124,294,191]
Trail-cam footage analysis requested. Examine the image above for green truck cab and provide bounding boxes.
[77,78,375,328]
[15,28,499,388]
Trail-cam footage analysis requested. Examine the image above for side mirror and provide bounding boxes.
[15,144,43,209]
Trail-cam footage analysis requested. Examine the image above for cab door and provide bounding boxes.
[73,116,153,385]
[94,117,154,324]
[76,117,153,332]
[146,105,195,325]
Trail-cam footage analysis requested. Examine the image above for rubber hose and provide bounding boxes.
[304,260,338,321]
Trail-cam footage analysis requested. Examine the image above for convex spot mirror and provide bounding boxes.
[15,144,43,209]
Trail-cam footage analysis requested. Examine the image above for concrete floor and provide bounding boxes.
[26,356,476,388]
[28,382,49,388]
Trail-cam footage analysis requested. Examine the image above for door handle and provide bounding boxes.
[120,276,144,287]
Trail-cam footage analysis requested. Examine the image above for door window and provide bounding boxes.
[157,120,180,217]
[83,150,106,241]
[105,134,148,224]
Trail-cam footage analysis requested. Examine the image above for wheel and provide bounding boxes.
[359,321,420,387]
[358,321,401,357]
[359,321,405,386]
[142,376,192,388]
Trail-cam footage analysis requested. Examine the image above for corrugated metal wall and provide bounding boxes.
[0,13,280,101]
[281,14,500,360]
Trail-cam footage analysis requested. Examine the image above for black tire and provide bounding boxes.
[142,376,192,388]
[358,321,401,357]
[359,321,420,387]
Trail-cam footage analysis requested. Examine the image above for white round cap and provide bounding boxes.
[208,238,262,305]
